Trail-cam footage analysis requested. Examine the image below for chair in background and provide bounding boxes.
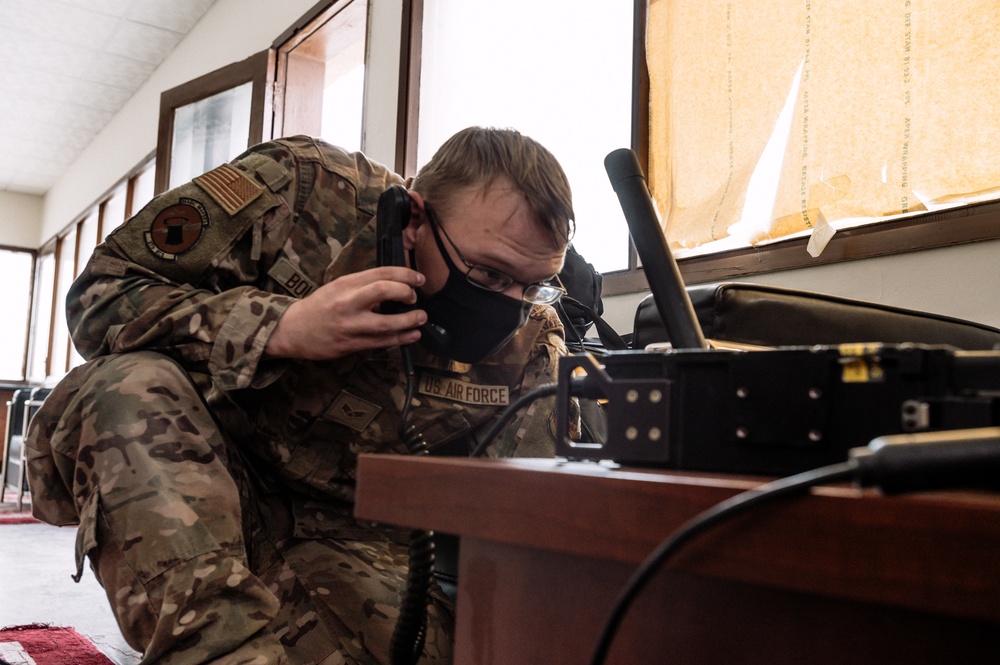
[2,387,51,511]
[2,388,31,507]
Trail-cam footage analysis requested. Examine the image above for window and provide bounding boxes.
[50,227,76,377]
[26,250,53,384]
[155,50,275,195]
[169,82,254,188]
[128,163,156,221]
[646,0,1000,283]
[410,0,635,273]
[320,44,366,149]
[32,155,154,382]
[67,212,99,369]
[0,248,35,382]
[100,185,127,243]
[273,0,369,150]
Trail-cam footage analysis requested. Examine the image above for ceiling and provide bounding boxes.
[0,0,219,196]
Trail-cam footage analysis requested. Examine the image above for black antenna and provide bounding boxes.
[604,148,707,350]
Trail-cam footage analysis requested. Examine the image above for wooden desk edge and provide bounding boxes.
[355,454,1000,623]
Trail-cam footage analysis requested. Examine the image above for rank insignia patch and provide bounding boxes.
[194,163,264,215]
[327,391,382,432]
[144,198,209,260]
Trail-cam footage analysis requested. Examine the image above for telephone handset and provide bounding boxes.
[376,184,413,312]
[375,185,451,349]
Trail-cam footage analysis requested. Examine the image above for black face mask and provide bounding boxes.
[414,220,532,364]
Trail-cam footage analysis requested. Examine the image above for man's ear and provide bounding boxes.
[403,190,426,249]
[407,190,426,220]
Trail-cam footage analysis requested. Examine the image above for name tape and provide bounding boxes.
[418,375,510,407]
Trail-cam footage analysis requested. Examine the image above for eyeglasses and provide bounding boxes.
[425,205,566,305]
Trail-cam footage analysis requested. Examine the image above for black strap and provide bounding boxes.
[561,296,629,351]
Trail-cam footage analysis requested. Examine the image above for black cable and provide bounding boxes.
[390,523,434,665]
[588,460,858,665]
[469,382,561,458]
[559,295,630,351]
[389,345,435,665]
[556,298,588,353]
[586,424,1000,663]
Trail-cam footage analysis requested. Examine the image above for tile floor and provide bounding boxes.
[0,504,142,664]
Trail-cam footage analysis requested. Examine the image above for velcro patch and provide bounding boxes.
[327,391,382,432]
[418,375,510,407]
[194,163,264,215]
[268,256,318,298]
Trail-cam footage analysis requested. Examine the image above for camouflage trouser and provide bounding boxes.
[25,351,454,665]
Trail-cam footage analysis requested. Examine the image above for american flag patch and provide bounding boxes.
[193,163,264,215]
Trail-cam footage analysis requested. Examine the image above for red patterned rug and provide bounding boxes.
[0,624,113,664]
[0,492,37,525]
[0,514,37,525]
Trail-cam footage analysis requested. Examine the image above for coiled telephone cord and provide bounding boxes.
[389,348,435,665]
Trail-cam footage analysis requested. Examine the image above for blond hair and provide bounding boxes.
[412,127,575,244]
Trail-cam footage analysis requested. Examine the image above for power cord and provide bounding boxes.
[587,461,856,665]
[588,426,1000,665]
[469,382,561,458]
[467,371,609,458]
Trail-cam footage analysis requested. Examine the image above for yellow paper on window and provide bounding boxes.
[647,0,1000,254]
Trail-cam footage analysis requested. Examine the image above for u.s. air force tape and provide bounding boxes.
[418,374,510,406]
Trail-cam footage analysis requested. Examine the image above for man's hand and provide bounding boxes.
[264,266,427,360]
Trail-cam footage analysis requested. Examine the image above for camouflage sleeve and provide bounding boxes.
[480,305,580,458]
[68,147,299,391]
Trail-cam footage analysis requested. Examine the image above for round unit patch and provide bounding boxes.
[144,197,210,260]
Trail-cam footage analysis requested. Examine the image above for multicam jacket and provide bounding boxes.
[47,135,569,533]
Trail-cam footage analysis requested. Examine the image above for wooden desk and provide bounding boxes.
[355,456,1000,664]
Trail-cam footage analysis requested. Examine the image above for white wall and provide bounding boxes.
[361,0,403,165]
[0,191,44,249]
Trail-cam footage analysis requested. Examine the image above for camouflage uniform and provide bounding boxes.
[25,136,571,664]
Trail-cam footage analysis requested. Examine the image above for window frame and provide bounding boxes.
[271,0,370,142]
[154,50,276,196]
[673,199,1000,285]
[0,244,37,383]
[396,0,422,177]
